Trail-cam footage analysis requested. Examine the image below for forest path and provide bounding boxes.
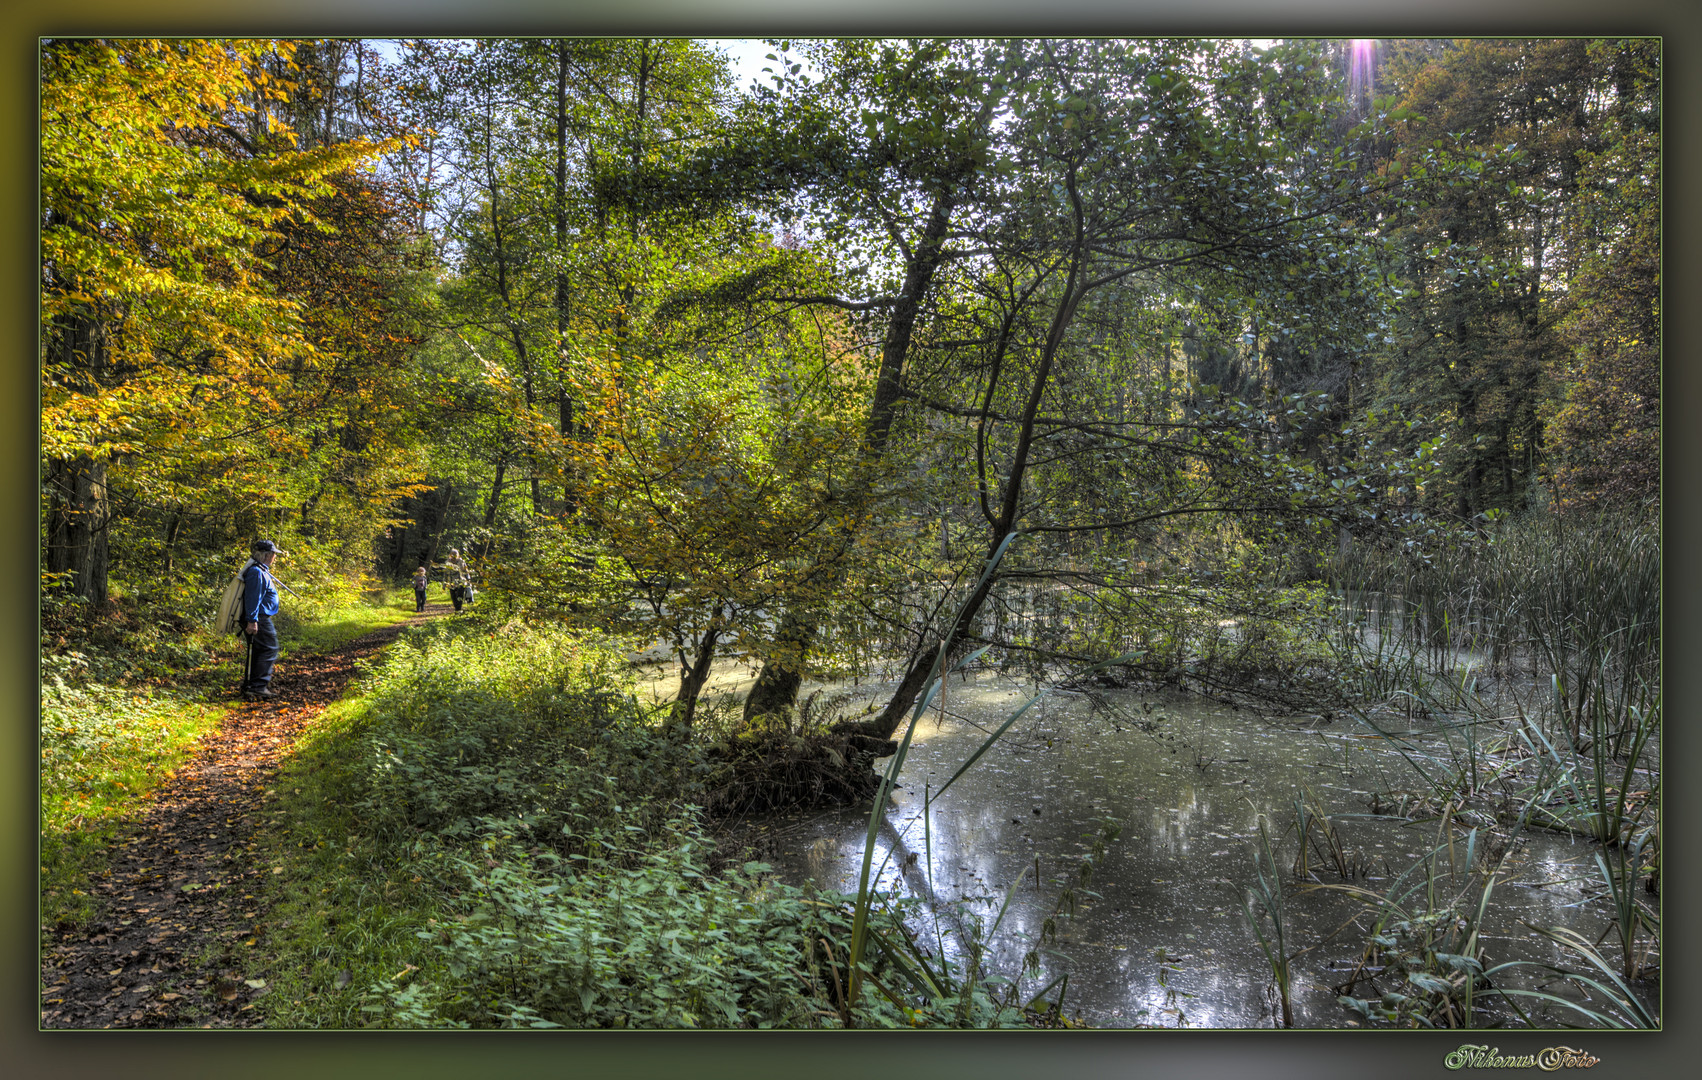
[39,601,452,1029]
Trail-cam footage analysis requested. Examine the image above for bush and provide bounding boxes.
[346,620,707,851]
[313,621,856,1027]
[40,652,226,927]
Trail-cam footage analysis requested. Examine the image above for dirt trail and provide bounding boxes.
[39,602,451,1029]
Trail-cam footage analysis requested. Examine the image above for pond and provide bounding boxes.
[695,669,1656,1029]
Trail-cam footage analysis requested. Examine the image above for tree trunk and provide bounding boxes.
[46,453,111,610]
[842,641,940,741]
[740,185,962,722]
[670,615,723,735]
[43,302,114,610]
[162,511,183,578]
[559,387,577,513]
[859,181,1091,736]
[484,454,507,531]
[741,611,816,722]
[554,41,578,516]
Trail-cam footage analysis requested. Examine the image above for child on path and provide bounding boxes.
[412,566,428,612]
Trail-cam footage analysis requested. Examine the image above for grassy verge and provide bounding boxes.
[40,686,231,929]
[39,587,417,936]
[232,693,453,1028]
[273,587,417,656]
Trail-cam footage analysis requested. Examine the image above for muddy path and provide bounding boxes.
[39,602,450,1029]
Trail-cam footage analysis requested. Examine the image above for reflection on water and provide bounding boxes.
[739,670,1645,1029]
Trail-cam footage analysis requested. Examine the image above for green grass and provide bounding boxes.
[40,684,231,930]
[234,695,454,1028]
[274,587,418,655]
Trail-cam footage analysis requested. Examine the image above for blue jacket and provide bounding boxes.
[241,562,281,623]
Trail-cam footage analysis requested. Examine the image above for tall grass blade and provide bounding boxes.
[845,531,1018,1015]
[1486,923,1656,1029]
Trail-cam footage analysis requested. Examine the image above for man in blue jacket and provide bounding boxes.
[240,539,287,702]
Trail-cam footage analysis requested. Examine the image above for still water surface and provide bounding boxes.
[701,670,1641,1029]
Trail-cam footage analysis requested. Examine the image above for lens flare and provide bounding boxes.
[1348,39,1377,108]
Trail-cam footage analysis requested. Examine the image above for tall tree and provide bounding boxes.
[675,39,1013,722]
[1374,38,1657,519]
[855,38,1418,732]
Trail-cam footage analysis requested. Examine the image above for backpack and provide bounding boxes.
[214,559,257,635]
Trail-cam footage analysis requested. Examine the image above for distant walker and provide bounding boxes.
[442,547,472,613]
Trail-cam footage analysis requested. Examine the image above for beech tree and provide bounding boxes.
[41,39,394,607]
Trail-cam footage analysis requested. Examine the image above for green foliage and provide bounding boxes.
[235,692,458,1030]
[1546,43,1659,513]
[272,587,413,655]
[342,621,693,846]
[1322,831,1504,1030]
[1485,925,1657,1029]
[368,824,830,1029]
[42,37,433,617]
[1371,38,1659,518]
[40,40,380,422]
[38,587,420,935]
[1336,906,1490,1029]
[39,38,1663,1029]
[258,618,1034,1028]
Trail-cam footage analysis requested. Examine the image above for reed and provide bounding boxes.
[1330,511,1658,748]
[1511,682,1659,847]
[1483,925,1657,1029]
[1324,829,1502,1029]
[1292,786,1365,881]
[1236,811,1298,1027]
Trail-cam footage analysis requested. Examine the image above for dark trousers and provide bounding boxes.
[450,585,465,612]
[414,586,427,612]
[243,616,278,693]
